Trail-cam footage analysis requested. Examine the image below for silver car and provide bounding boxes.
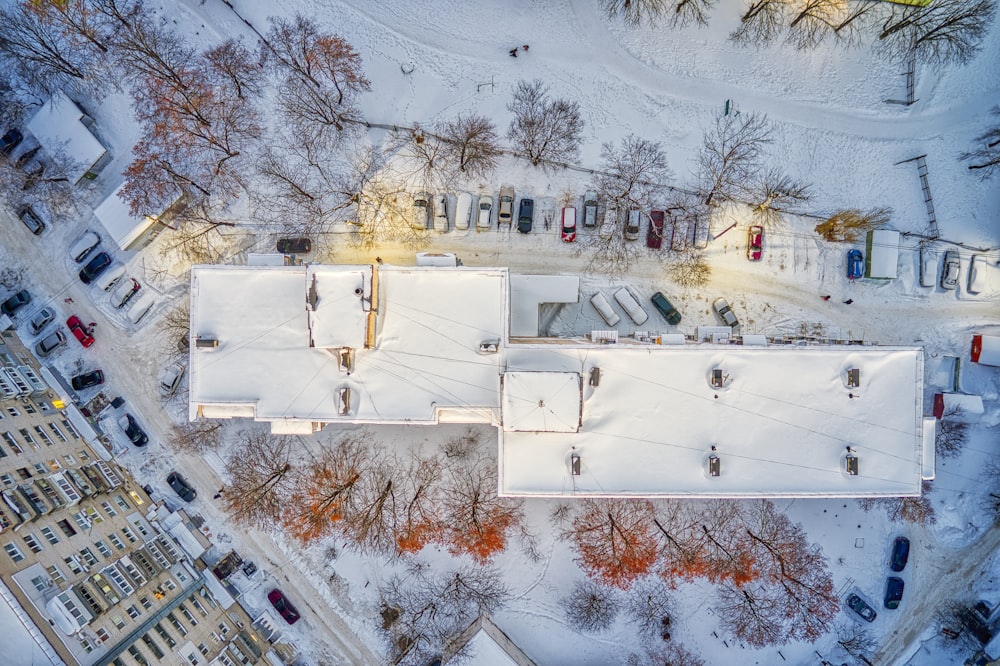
[498,186,515,226]
[712,297,739,328]
[28,307,55,335]
[940,250,960,290]
[35,329,66,357]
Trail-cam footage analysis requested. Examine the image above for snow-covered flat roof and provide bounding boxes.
[866,229,900,279]
[499,344,925,498]
[94,183,157,250]
[509,275,579,336]
[189,265,507,425]
[26,91,106,184]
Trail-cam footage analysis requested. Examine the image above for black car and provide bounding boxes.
[1,290,31,317]
[884,576,904,609]
[71,370,105,391]
[1,128,23,156]
[276,237,311,254]
[166,471,197,502]
[18,206,45,235]
[118,413,148,447]
[517,198,534,233]
[79,252,112,284]
[650,291,682,326]
[846,593,877,622]
[889,536,910,572]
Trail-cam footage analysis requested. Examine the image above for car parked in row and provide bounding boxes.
[268,589,301,625]
[79,252,112,284]
[71,369,104,391]
[561,207,577,243]
[517,197,534,233]
[18,206,45,235]
[35,329,66,357]
[66,315,95,348]
[625,209,641,241]
[647,210,664,249]
[95,264,126,292]
[847,249,864,279]
[69,231,101,263]
[712,297,738,328]
[28,307,55,335]
[582,191,598,228]
[159,363,186,397]
[1,290,31,317]
[941,250,960,290]
[477,195,492,231]
[276,237,311,254]
[498,187,515,227]
[167,471,197,502]
[651,292,682,326]
[846,593,877,622]
[118,413,148,447]
[889,536,909,572]
[884,576,904,609]
[455,192,473,231]
[968,255,987,294]
[434,193,449,233]
[919,246,937,288]
[111,278,141,309]
[747,225,763,261]
[410,192,431,230]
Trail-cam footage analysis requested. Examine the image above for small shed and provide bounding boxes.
[865,229,900,279]
[932,392,984,420]
[26,91,110,184]
[94,183,178,251]
[971,334,1000,367]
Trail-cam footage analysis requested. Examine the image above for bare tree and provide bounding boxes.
[835,621,878,664]
[506,79,584,167]
[878,0,997,66]
[784,0,841,50]
[698,112,772,206]
[671,0,717,28]
[936,406,969,459]
[744,168,812,227]
[346,144,430,250]
[858,480,936,525]
[831,2,880,47]
[437,113,503,179]
[814,207,891,242]
[628,643,705,666]
[594,135,673,210]
[170,420,225,454]
[961,107,1000,179]
[380,563,509,666]
[666,251,712,288]
[223,429,296,528]
[623,576,674,637]
[730,0,791,46]
[600,0,672,26]
[563,580,621,633]
[204,38,262,100]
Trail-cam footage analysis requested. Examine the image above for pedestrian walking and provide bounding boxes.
[821,295,831,301]
[509,47,518,57]
[64,297,73,304]
[843,299,854,305]
[522,44,530,51]
[88,322,97,328]
[213,493,222,500]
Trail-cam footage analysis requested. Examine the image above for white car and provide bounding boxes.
[95,264,126,292]
[434,194,449,233]
[967,255,987,294]
[111,278,141,309]
[625,210,641,241]
[126,294,154,325]
[69,231,100,263]
[476,195,492,231]
[455,192,473,231]
[159,363,186,397]
[940,251,960,290]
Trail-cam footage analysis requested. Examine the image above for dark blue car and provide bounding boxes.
[79,252,112,284]
[847,249,864,279]
[890,536,910,572]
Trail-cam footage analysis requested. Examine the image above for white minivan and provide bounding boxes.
[614,288,648,325]
[455,192,473,231]
[590,292,620,326]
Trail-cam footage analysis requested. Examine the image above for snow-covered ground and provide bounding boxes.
[1,0,999,664]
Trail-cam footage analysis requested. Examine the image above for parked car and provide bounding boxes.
[712,297,738,328]
[410,192,431,230]
[747,225,763,261]
[35,329,66,357]
[600,206,617,239]
[69,231,101,263]
[650,292,682,326]
[884,577,904,609]
[71,370,104,391]
[847,249,864,279]
[0,128,23,156]
[276,237,311,254]
[118,413,148,447]
[66,315,95,348]
[455,192,473,231]
[111,278,141,309]
[517,198,534,233]
[166,471,197,502]
[647,210,665,249]
[1,290,31,317]
[18,206,45,235]
[498,187,515,226]
[268,589,301,625]
[625,210,641,241]
[159,363,186,397]
[919,246,937,288]
[590,292,620,327]
[28,307,55,335]
[968,255,987,294]
[582,191,598,228]
[12,143,39,169]
[614,288,648,325]
[846,593,877,622]
[561,207,577,243]
[433,193,449,232]
[889,536,910,572]
[476,194,492,231]
[126,295,154,325]
[79,252,112,284]
[940,250,960,290]
[95,264,126,292]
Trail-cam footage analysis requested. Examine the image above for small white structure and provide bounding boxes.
[94,183,176,251]
[971,334,1000,367]
[26,91,109,184]
[509,275,579,337]
[865,229,900,279]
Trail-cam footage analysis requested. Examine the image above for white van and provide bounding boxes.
[919,246,937,288]
[590,292,620,326]
[477,195,492,231]
[614,288,648,325]
[455,192,473,231]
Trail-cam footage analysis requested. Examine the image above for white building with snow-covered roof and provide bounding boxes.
[26,91,110,185]
[189,263,934,499]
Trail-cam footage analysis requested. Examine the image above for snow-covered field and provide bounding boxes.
[1,0,999,664]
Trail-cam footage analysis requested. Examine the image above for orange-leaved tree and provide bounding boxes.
[567,498,659,589]
[436,457,522,563]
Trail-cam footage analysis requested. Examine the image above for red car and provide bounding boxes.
[560,206,577,242]
[747,225,763,261]
[267,589,300,625]
[647,210,665,249]
[66,316,94,348]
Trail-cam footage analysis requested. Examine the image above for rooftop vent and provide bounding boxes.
[195,337,219,349]
[845,447,859,476]
[589,367,600,387]
[708,445,720,477]
[847,368,860,388]
[337,386,351,416]
[571,454,581,476]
